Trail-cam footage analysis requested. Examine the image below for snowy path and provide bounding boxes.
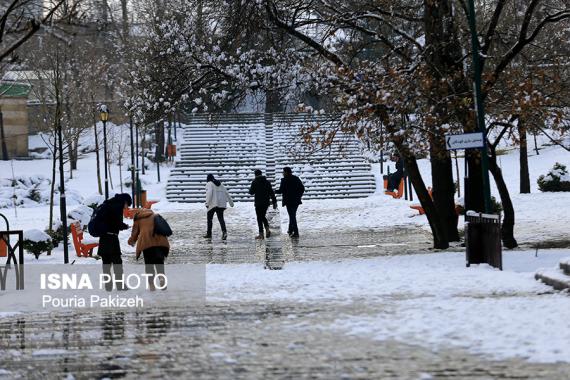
[157,208,432,265]
[1,300,569,379]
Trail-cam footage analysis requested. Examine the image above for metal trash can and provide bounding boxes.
[465,211,502,270]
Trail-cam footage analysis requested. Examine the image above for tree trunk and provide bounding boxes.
[107,150,114,190]
[396,139,449,249]
[465,150,485,212]
[430,135,459,242]
[94,119,102,195]
[422,0,462,242]
[454,151,461,197]
[49,135,57,231]
[155,122,165,163]
[265,90,283,113]
[519,121,531,194]
[119,159,123,193]
[69,140,78,179]
[141,130,146,175]
[489,148,518,248]
[407,156,449,249]
[121,0,129,39]
[70,140,78,171]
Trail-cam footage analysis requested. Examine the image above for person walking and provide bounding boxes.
[128,209,170,291]
[204,174,233,240]
[97,193,132,291]
[276,167,305,237]
[249,169,277,239]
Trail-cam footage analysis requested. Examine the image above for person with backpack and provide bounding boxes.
[276,167,305,237]
[89,193,132,291]
[204,174,233,240]
[249,169,277,240]
[128,209,170,291]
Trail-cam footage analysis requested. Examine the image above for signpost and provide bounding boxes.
[466,0,493,214]
[445,132,485,150]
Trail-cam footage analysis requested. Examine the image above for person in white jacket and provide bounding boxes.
[204,174,233,240]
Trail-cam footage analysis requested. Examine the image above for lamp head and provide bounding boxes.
[99,104,109,122]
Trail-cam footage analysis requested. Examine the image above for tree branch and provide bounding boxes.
[480,0,508,70]
[484,9,570,96]
[264,0,345,66]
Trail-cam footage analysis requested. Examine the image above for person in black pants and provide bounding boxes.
[387,154,405,192]
[249,169,277,239]
[98,193,132,291]
[276,167,305,237]
[128,209,170,291]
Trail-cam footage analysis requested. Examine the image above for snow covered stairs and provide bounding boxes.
[272,114,376,199]
[167,113,376,202]
[535,258,570,291]
[167,114,268,202]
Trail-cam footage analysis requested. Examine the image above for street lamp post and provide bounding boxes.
[57,120,69,264]
[129,117,135,205]
[134,121,141,208]
[99,105,110,200]
[466,0,492,213]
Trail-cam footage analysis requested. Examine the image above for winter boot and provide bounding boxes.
[255,234,264,240]
[266,229,271,238]
[222,232,227,240]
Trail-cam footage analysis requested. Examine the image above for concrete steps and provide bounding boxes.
[166,113,376,203]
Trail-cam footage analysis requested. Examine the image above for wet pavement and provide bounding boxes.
[1,209,569,378]
[155,209,433,265]
[1,302,570,379]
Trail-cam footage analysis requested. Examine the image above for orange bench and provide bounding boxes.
[0,236,6,257]
[410,188,432,215]
[410,188,462,215]
[71,221,99,257]
[123,200,158,219]
[384,177,405,199]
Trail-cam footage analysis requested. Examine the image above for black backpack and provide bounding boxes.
[87,203,108,237]
[153,214,172,237]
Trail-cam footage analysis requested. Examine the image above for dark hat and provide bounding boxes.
[114,193,132,207]
[206,174,215,182]
[283,167,292,175]
[254,169,262,176]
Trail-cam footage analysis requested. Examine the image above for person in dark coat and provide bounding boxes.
[249,169,277,239]
[98,193,132,291]
[387,154,405,192]
[276,167,305,237]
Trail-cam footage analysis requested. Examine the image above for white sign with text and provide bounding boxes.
[445,132,485,150]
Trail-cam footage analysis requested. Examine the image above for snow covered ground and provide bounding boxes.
[207,249,570,363]
[1,127,570,367]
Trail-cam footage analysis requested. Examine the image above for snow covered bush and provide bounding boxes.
[23,229,54,259]
[0,175,83,208]
[68,205,94,228]
[83,194,105,210]
[537,163,570,192]
[45,220,65,247]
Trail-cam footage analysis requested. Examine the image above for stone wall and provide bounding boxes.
[1,97,29,158]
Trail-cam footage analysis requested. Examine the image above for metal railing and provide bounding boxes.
[0,212,25,290]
